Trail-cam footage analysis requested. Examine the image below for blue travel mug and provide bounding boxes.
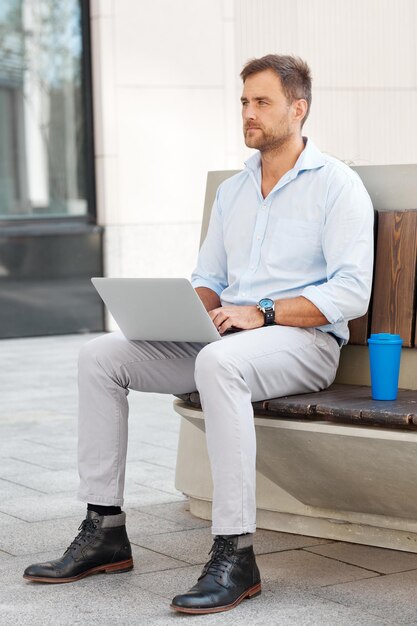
[367,333,403,400]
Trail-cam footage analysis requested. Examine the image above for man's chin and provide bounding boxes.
[244,137,261,149]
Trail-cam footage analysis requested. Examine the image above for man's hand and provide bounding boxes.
[209,305,264,334]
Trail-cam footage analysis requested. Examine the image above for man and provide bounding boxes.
[24,54,374,615]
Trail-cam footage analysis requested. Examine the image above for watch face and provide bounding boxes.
[259,298,274,310]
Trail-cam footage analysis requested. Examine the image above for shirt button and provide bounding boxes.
[250,265,254,270]
[257,235,261,240]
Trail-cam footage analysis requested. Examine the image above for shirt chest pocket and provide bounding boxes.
[263,217,323,270]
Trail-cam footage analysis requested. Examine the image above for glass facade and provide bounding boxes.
[0,0,88,219]
[0,0,104,339]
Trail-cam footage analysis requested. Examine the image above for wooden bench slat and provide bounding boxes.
[265,386,355,416]
[175,384,417,429]
[348,313,370,345]
[371,210,417,347]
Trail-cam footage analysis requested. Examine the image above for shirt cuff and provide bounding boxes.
[191,278,224,297]
[301,285,344,325]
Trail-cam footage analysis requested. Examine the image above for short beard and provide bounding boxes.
[244,126,293,155]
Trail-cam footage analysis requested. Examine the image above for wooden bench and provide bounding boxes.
[173,165,417,552]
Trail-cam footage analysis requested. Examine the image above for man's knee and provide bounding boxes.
[78,333,126,376]
[194,343,242,390]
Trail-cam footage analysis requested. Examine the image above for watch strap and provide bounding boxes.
[263,308,275,325]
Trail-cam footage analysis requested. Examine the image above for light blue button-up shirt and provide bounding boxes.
[191,138,374,344]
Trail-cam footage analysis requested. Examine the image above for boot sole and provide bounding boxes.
[170,581,262,614]
[23,558,134,584]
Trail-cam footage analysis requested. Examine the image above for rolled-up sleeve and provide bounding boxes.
[191,188,228,296]
[302,176,374,323]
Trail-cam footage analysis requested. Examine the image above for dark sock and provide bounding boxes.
[218,533,253,548]
[87,503,122,516]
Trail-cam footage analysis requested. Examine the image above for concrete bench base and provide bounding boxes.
[174,399,417,553]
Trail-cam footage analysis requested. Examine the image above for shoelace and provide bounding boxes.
[201,537,235,578]
[65,518,99,553]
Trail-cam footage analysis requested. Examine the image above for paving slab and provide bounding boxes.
[2,557,169,626]
[0,510,30,528]
[0,549,13,560]
[2,333,417,625]
[129,460,181,496]
[130,527,212,565]
[252,529,332,555]
[0,494,84,522]
[124,508,188,536]
[0,515,90,556]
[314,568,417,624]
[131,426,181,452]
[0,505,195,556]
[125,441,178,468]
[129,544,188,575]
[0,463,79,495]
[135,500,211,530]
[0,425,73,458]
[175,589,392,626]
[129,561,203,599]
[123,483,186,508]
[3,442,76,471]
[256,549,379,590]
[17,430,77,452]
[305,541,417,574]
[0,477,47,499]
[131,526,332,566]
[130,566,389,626]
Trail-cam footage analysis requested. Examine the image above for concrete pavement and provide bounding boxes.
[1,333,417,624]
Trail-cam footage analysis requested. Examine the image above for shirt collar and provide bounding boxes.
[244,137,326,177]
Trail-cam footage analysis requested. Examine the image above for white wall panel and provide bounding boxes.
[114,0,224,87]
[356,91,417,164]
[235,0,299,68]
[103,224,122,277]
[91,0,417,294]
[95,155,119,225]
[305,91,359,164]
[234,0,417,166]
[118,222,200,277]
[298,0,416,89]
[116,86,226,225]
[103,223,200,282]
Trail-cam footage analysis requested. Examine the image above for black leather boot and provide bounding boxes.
[23,510,133,583]
[171,535,261,614]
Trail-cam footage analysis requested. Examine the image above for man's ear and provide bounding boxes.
[293,99,308,124]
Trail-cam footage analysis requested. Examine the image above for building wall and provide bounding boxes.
[234,0,417,166]
[90,0,232,289]
[90,0,417,316]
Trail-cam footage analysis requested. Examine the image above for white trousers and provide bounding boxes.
[77,326,340,535]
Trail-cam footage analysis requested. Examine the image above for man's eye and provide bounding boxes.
[258,101,268,106]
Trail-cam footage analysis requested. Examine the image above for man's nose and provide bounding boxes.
[243,104,256,120]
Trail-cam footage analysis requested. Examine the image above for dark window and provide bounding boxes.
[0,0,93,220]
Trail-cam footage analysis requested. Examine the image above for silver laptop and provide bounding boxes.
[92,277,221,343]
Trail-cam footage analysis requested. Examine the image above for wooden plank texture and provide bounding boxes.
[371,210,417,347]
[176,384,417,429]
[348,314,370,346]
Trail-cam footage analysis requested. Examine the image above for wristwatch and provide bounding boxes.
[257,298,275,326]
